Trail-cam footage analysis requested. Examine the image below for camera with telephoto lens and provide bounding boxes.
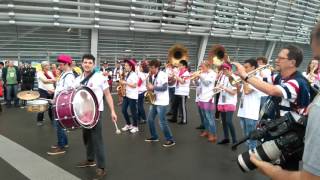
[232,112,307,172]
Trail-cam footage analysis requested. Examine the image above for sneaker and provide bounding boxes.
[37,122,44,126]
[93,168,107,180]
[47,148,66,155]
[130,126,139,133]
[121,125,132,131]
[145,137,160,142]
[76,160,96,168]
[162,141,176,148]
[51,144,69,149]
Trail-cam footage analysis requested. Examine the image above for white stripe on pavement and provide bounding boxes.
[0,135,80,180]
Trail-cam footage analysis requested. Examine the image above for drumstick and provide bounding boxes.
[113,121,121,134]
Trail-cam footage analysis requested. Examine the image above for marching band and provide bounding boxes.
[11,41,320,179]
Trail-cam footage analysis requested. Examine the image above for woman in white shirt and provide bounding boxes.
[137,61,148,124]
[216,63,238,144]
[36,61,56,126]
[193,66,205,130]
[168,60,190,124]
[193,61,218,143]
[121,59,139,133]
[303,58,320,88]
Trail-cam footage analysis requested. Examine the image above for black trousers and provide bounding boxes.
[170,95,187,123]
[36,89,54,122]
[82,116,106,169]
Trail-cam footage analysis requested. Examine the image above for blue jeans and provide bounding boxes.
[197,106,204,127]
[122,96,138,127]
[239,117,257,150]
[221,111,237,143]
[6,84,19,105]
[53,119,68,148]
[199,108,216,134]
[147,105,174,141]
[137,92,146,121]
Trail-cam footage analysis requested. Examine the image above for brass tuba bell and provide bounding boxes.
[168,44,189,67]
[207,44,229,70]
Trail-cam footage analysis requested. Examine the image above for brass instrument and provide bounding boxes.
[144,74,156,104]
[190,70,202,80]
[207,45,229,71]
[116,72,126,97]
[168,44,189,67]
[229,64,272,86]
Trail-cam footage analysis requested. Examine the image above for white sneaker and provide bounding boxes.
[130,126,139,133]
[121,125,133,131]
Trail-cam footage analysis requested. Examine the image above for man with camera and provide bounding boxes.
[234,23,320,180]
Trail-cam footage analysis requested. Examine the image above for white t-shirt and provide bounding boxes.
[198,70,217,102]
[175,70,190,96]
[37,71,55,92]
[125,71,139,99]
[152,71,169,106]
[237,84,261,120]
[194,79,200,103]
[137,71,148,94]
[55,71,75,96]
[75,72,109,112]
[165,67,178,88]
[217,74,237,105]
[258,68,272,97]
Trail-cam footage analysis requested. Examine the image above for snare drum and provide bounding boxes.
[53,87,100,129]
[26,100,49,112]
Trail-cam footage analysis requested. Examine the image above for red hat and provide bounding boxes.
[221,63,232,70]
[124,59,136,71]
[57,54,72,64]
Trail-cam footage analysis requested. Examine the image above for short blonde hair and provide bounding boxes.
[41,61,50,69]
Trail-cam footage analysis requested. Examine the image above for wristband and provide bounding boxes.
[244,75,249,82]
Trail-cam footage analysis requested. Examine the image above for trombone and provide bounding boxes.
[228,64,272,86]
[210,64,272,96]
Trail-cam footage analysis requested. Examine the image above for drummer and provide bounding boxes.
[75,54,117,179]
[47,54,75,156]
[36,61,55,126]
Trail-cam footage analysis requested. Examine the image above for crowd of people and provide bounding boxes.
[1,23,320,180]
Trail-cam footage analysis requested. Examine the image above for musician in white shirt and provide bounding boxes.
[216,63,238,145]
[168,60,190,124]
[47,54,75,156]
[36,61,56,126]
[120,59,139,133]
[137,61,148,124]
[237,59,261,150]
[193,61,218,143]
[144,59,175,147]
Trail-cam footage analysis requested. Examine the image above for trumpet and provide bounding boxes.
[190,70,202,80]
[229,64,272,86]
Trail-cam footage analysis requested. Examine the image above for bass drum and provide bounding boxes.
[53,87,100,129]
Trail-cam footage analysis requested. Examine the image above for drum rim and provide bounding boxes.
[73,86,100,129]
[54,89,78,129]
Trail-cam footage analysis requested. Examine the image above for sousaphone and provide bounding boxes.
[167,44,189,67]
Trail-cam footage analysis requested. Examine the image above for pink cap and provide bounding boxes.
[57,54,72,64]
[221,63,232,70]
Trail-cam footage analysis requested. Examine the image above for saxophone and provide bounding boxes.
[144,74,156,104]
[116,72,126,97]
